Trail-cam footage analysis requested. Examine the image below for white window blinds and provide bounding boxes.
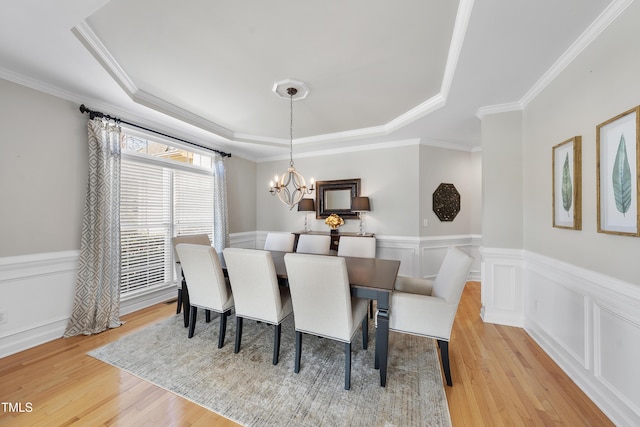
[174,169,214,239]
[120,155,214,297]
[120,159,172,295]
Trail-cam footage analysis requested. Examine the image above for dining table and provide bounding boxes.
[181,249,400,387]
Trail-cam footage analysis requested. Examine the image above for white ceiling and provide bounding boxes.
[0,0,623,160]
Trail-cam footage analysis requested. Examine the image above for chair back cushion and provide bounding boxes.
[171,234,211,262]
[223,248,291,324]
[284,253,355,341]
[175,243,233,311]
[171,234,212,288]
[432,246,473,304]
[295,234,331,255]
[263,233,296,252]
[337,236,376,258]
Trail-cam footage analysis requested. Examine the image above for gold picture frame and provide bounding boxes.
[552,136,582,230]
[596,106,640,236]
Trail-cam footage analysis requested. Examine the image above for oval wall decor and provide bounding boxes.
[433,183,460,221]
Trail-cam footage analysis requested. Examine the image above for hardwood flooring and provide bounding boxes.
[0,282,613,426]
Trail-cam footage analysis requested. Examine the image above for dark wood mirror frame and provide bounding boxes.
[315,178,361,219]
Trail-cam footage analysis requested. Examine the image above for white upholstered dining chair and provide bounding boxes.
[171,234,211,317]
[336,236,376,258]
[284,253,369,390]
[295,234,331,255]
[337,236,376,318]
[175,243,234,348]
[222,248,293,365]
[389,246,473,386]
[263,232,296,252]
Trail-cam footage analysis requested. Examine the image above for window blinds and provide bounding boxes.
[120,157,214,296]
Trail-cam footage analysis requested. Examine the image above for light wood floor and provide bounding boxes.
[0,282,613,426]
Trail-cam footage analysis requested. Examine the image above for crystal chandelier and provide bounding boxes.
[269,87,314,209]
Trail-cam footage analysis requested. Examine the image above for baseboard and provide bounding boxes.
[481,247,640,426]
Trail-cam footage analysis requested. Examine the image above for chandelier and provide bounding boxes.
[269,87,314,209]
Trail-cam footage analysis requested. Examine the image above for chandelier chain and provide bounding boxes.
[289,89,294,167]
[268,85,313,209]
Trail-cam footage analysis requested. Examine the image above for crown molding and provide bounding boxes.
[257,139,422,162]
[520,0,634,108]
[441,0,475,98]
[476,0,634,119]
[419,138,477,152]
[0,66,86,106]
[476,102,523,120]
[70,0,476,148]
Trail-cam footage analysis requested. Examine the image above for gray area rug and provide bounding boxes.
[89,310,451,427]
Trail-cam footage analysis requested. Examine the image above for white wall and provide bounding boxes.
[522,3,640,284]
[225,155,257,233]
[419,145,481,236]
[0,79,88,257]
[256,143,482,238]
[481,2,640,425]
[481,110,523,249]
[257,144,421,236]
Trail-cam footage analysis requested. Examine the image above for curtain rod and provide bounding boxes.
[79,104,231,158]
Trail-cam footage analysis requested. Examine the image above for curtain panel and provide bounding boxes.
[212,153,230,252]
[64,119,122,337]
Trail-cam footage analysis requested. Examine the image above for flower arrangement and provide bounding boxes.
[325,213,344,231]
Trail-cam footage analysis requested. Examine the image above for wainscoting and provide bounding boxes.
[481,247,640,427]
[252,231,482,281]
[3,236,636,424]
[0,251,175,358]
[0,251,79,358]
[0,233,481,358]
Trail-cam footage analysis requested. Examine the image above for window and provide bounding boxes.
[119,132,214,297]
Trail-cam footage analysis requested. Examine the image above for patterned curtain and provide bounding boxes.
[212,153,230,252]
[64,119,122,337]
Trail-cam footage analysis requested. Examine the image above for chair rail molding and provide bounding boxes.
[483,247,640,426]
[0,250,79,358]
[523,250,640,427]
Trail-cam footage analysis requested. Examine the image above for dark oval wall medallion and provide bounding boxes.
[433,183,460,221]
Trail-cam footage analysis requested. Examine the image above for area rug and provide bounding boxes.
[89,310,451,427]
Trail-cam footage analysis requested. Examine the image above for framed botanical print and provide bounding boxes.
[596,106,640,236]
[552,136,582,229]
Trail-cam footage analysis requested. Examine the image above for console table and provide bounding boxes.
[292,231,375,252]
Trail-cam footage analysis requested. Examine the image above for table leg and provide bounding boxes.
[374,292,390,387]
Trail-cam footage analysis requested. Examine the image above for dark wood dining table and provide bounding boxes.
[181,250,400,387]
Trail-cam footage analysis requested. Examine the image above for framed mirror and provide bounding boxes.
[316,178,361,219]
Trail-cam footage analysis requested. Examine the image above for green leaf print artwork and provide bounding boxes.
[612,134,632,216]
[561,153,572,215]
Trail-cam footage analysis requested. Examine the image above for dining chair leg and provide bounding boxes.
[273,323,281,365]
[234,316,243,353]
[188,306,197,338]
[218,310,228,348]
[176,288,182,314]
[344,342,352,390]
[294,331,302,373]
[205,310,211,323]
[362,316,368,350]
[182,283,190,328]
[369,300,373,319]
[438,339,452,386]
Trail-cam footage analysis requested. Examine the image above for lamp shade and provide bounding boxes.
[351,196,370,212]
[298,198,315,212]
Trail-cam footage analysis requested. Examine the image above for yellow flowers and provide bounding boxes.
[325,214,344,230]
